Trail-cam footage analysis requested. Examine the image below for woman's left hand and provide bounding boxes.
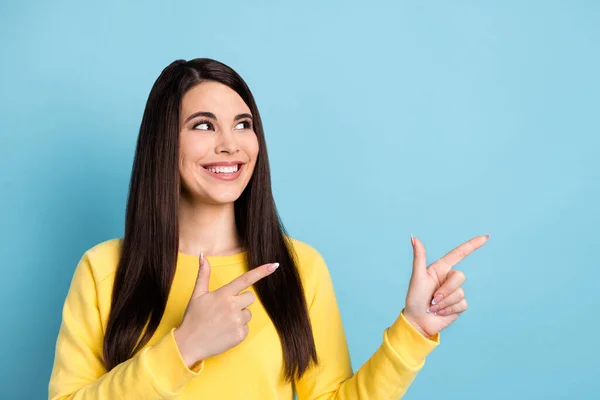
[402,234,490,338]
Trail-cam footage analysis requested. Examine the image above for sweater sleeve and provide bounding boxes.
[48,252,204,400]
[294,251,440,400]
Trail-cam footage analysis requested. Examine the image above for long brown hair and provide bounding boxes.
[103,58,318,381]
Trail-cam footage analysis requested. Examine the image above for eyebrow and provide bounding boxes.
[184,111,253,124]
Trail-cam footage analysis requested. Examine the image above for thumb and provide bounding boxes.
[411,234,427,278]
[192,250,211,298]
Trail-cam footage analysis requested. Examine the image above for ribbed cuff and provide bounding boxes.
[386,311,440,369]
[143,328,205,397]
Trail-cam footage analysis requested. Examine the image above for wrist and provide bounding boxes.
[173,326,202,368]
[401,309,431,339]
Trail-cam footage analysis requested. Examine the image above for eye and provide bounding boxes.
[193,120,213,131]
[235,120,252,130]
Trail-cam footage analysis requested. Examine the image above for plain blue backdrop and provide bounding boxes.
[1,1,598,398]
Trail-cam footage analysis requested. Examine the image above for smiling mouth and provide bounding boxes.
[202,164,242,174]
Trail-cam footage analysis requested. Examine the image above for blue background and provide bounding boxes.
[1,1,598,398]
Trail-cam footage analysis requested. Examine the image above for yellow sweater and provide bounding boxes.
[49,237,440,399]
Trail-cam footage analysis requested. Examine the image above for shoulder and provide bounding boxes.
[287,237,321,260]
[62,238,122,310]
[77,237,123,286]
[286,237,332,298]
[286,237,326,270]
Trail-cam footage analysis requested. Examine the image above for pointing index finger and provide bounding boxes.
[429,235,489,275]
[222,262,279,295]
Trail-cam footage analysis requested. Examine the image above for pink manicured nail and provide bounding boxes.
[410,233,415,247]
[267,263,280,272]
[200,251,204,266]
[437,308,446,316]
[428,304,439,313]
[431,294,443,305]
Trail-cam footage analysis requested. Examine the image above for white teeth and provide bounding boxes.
[206,165,239,174]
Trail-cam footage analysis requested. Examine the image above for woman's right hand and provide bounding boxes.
[173,251,280,367]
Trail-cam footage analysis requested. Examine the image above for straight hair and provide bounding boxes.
[103,58,318,381]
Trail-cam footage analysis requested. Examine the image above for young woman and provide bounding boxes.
[49,58,489,399]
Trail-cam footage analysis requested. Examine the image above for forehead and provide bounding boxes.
[180,81,250,120]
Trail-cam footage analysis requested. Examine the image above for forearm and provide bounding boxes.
[50,329,203,400]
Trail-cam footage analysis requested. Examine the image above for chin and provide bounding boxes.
[206,190,243,204]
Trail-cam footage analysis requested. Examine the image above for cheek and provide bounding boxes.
[241,133,260,163]
[179,134,211,167]
[179,134,213,191]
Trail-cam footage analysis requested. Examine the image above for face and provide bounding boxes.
[178,81,259,205]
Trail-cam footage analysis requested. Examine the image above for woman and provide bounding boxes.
[49,58,489,399]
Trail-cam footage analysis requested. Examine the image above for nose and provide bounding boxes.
[214,130,240,155]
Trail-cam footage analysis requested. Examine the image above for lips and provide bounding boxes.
[204,164,239,174]
[200,161,245,168]
[200,161,245,181]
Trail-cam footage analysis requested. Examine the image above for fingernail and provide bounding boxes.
[410,233,415,247]
[428,304,439,313]
[485,234,490,239]
[426,307,430,313]
[437,308,446,316]
[267,262,280,272]
[200,251,204,266]
[431,294,443,305]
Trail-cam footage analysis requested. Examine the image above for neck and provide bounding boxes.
[178,196,243,257]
